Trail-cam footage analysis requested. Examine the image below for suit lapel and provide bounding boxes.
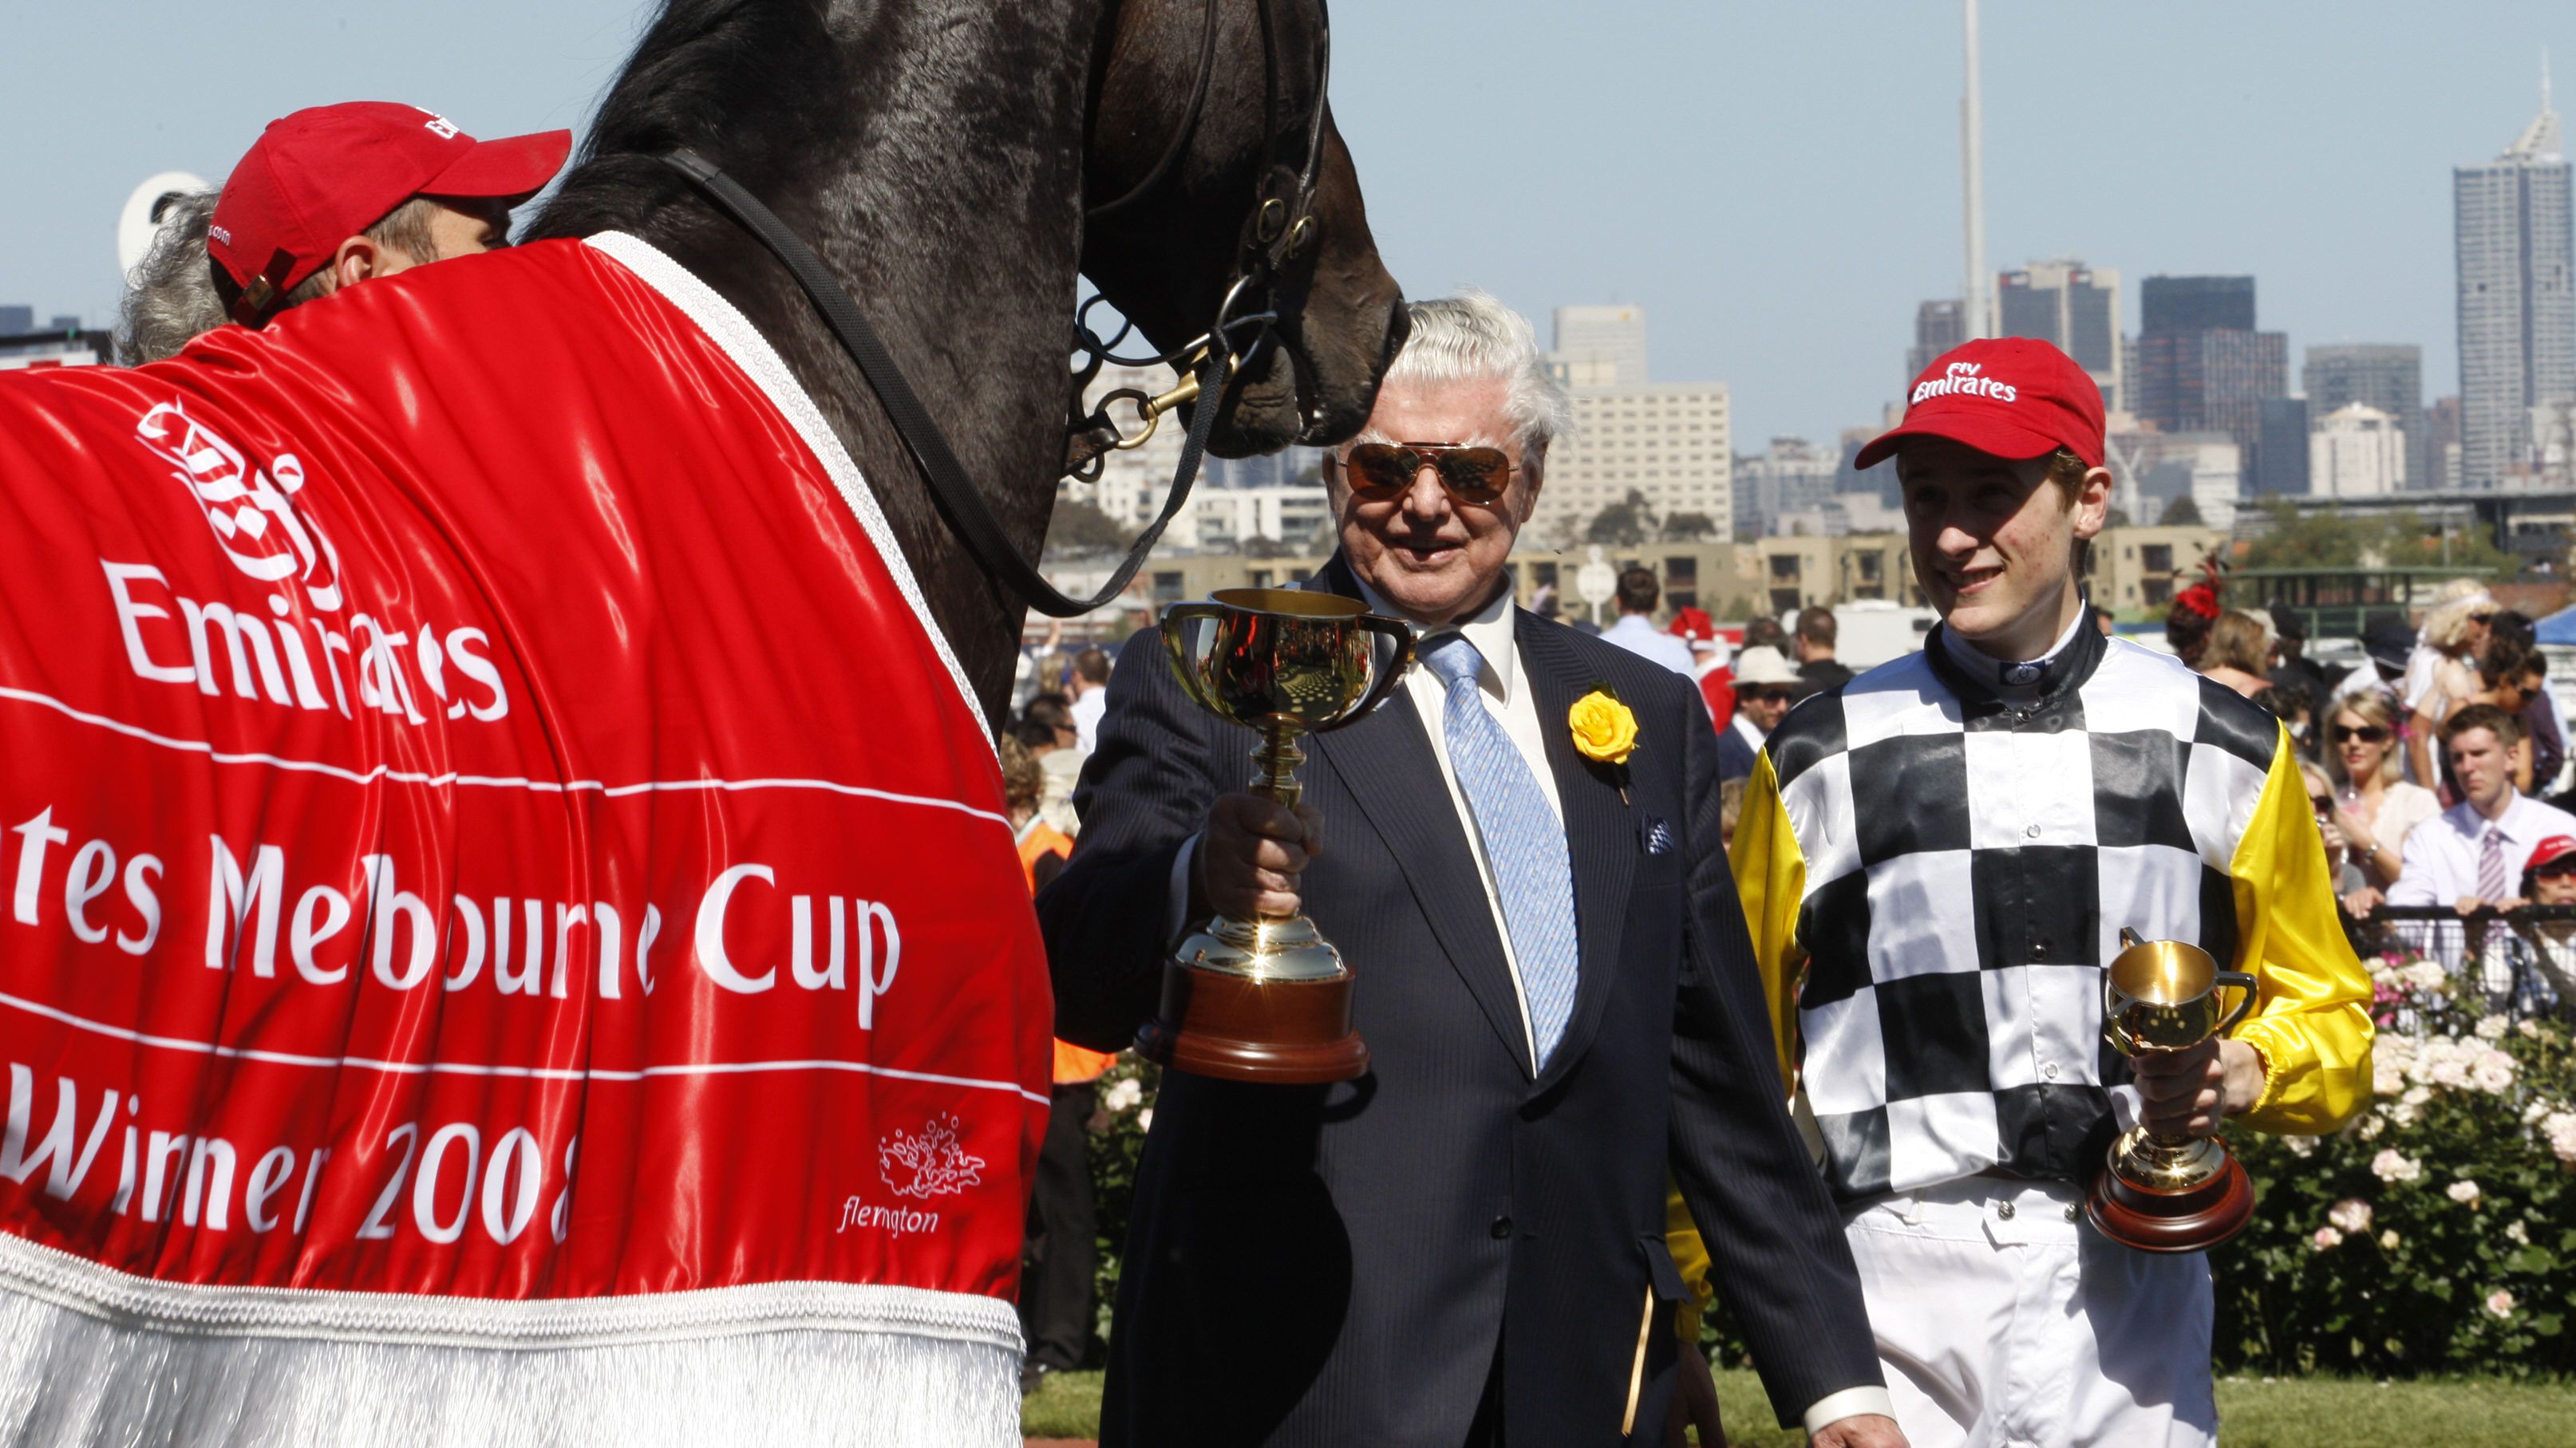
[1517,616,1639,1093]
[1306,700,1535,1073]
[1300,554,1535,1074]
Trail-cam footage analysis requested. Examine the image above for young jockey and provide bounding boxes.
[1730,337,2373,1446]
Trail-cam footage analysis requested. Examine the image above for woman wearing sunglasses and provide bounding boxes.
[2323,690,2440,912]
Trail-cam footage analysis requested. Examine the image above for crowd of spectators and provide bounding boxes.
[2166,582,2576,1013]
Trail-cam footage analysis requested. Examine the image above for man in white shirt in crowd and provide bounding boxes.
[2384,704,2576,980]
[1602,566,1697,676]
[1067,647,1113,753]
[1715,645,1799,783]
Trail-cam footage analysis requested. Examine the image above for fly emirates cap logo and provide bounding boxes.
[102,398,512,725]
[1910,360,2018,406]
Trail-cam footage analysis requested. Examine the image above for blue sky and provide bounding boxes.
[8,2,2570,445]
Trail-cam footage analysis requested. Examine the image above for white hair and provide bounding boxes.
[1379,289,1572,471]
[115,187,227,365]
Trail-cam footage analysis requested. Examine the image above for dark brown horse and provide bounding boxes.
[530,0,1406,720]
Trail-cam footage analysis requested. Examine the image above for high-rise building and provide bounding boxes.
[2303,344,2424,491]
[2255,397,2311,495]
[1732,436,1838,539]
[0,306,31,335]
[2426,396,2464,491]
[1538,383,1732,541]
[2134,274,2286,475]
[1547,305,1648,389]
[1996,261,2122,411]
[2140,276,2255,333]
[1906,299,1966,384]
[2454,79,2574,488]
[2309,403,2407,498]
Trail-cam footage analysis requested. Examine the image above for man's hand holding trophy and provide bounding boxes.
[1140,588,1413,1084]
[2087,927,2265,1252]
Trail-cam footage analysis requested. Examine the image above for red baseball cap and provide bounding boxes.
[1855,337,2106,471]
[2530,835,2576,874]
[209,102,571,319]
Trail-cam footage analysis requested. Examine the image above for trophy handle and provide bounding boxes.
[2102,971,2143,1058]
[1159,602,1227,715]
[2212,971,2258,1036]
[1326,614,1416,730]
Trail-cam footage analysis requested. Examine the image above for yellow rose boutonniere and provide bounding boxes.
[1569,688,1640,767]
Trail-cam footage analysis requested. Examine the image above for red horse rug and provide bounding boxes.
[0,234,1050,1446]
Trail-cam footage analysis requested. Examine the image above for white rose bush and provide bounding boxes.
[1082,1052,1162,1353]
[2215,953,2576,1376]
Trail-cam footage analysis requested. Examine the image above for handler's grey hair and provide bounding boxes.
[1378,290,1573,475]
[115,188,227,365]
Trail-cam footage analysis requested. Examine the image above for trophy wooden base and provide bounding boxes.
[2084,1154,2257,1253]
[1135,960,1369,1084]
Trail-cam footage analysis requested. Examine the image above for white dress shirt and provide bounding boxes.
[1071,686,1108,754]
[1602,613,1697,677]
[2387,793,2576,907]
[2387,793,2576,967]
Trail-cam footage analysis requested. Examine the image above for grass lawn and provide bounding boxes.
[1020,1367,2576,1446]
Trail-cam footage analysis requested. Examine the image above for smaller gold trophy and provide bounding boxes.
[2084,929,2259,1253]
[1140,589,1413,1083]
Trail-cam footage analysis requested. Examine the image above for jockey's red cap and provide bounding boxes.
[1855,337,2106,471]
[208,102,571,310]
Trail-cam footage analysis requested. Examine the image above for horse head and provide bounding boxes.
[1081,0,1405,457]
[533,0,1405,712]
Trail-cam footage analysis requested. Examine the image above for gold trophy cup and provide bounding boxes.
[2084,928,2260,1253]
[1139,588,1414,1083]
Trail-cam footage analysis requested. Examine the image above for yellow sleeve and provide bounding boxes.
[1668,754,1811,1345]
[1662,1175,1717,1344]
[2225,724,2376,1134]
[1728,750,1808,1098]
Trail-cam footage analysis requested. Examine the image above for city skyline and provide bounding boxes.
[7,3,2576,450]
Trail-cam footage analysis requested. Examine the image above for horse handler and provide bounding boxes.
[1730,337,2373,1447]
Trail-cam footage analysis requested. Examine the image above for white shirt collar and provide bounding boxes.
[2455,793,2543,843]
[1353,570,1519,705]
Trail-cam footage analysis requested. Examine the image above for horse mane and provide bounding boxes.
[528,0,845,240]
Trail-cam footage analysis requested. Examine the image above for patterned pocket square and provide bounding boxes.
[1640,815,1676,855]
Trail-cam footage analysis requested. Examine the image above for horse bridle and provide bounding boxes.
[661,0,1333,618]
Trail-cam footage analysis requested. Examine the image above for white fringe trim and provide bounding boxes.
[0,1235,1024,1446]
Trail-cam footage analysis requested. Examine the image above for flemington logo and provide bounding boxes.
[1911,360,2019,406]
[879,1114,986,1198]
[833,1115,984,1237]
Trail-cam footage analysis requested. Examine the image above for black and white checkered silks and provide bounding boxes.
[1763,633,2289,1201]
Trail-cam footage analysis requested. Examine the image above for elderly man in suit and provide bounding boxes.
[1038,293,1902,1448]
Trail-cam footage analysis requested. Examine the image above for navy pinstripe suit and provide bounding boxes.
[1037,558,1880,1446]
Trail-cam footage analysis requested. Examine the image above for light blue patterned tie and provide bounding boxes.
[1420,633,1581,1067]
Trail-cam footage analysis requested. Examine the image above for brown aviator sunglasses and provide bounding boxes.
[1327,442,1516,507]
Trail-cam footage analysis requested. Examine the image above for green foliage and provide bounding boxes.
[1023,1367,2576,1445]
[1588,488,1658,546]
[2216,961,2576,1377]
[1045,499,1130,558]
[1086,1054,1160,1355]
[2163,494,2206,526]
[2238,498,2516,577]
[1661,511,1719,542]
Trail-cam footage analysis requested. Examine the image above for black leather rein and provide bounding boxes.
[658,148,1223,619]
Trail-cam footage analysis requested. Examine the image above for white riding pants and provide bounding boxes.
[1843,1178,2218,1448]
